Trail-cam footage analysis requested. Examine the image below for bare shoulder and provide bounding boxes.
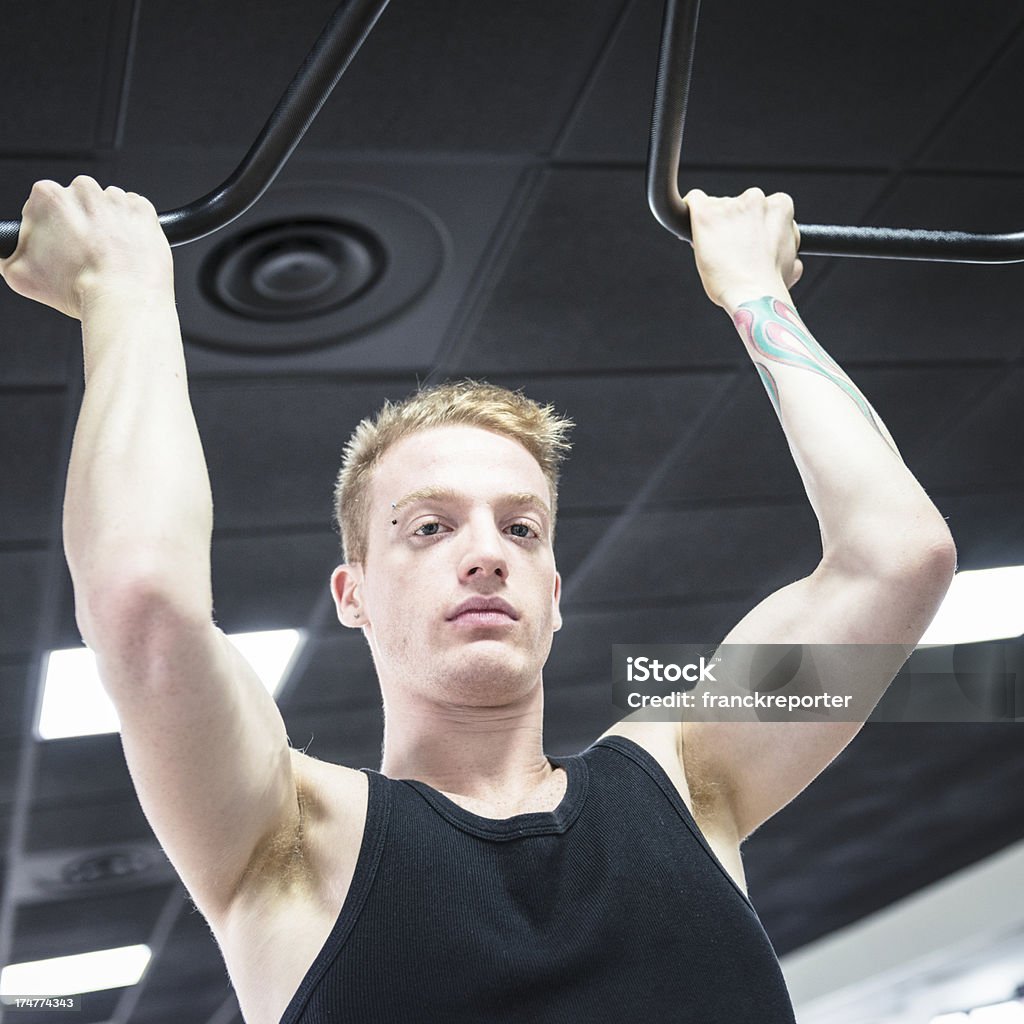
[594,719,748,896]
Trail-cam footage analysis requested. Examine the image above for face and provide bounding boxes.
[331,425,563,705]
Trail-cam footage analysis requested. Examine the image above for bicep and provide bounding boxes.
[94,607,299,918]
[683,549,955,842]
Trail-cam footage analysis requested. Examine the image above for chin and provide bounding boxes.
[441,646,541,703]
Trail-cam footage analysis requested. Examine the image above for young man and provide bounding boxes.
[0,177,955,1023]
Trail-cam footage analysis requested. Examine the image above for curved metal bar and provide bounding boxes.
[0,0,391,260]
[647,0,1024,264]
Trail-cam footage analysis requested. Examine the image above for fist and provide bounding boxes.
[0,175,173,320]
[683,187,803,311]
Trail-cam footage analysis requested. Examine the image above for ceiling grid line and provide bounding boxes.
[419,164,549,387]
[111,0,143,151]
[547,0,639,159]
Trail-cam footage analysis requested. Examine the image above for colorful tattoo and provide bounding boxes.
[735,296,893,451]
[753,362,781,420]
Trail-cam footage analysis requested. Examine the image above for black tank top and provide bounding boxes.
[278,735,796,1023]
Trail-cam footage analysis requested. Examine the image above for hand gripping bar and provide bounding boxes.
[0,0,391,260]
[648,0,1024,264]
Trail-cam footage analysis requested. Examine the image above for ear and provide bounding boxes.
[331,563,366,628]
[551,570,563,633]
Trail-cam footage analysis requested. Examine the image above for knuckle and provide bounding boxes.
[31,179,61,197]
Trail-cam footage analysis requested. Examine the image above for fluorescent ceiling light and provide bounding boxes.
[0,944,150,998]
[36,629,302,741]
[917,565,1024,648]
[969,1002,1024,1023]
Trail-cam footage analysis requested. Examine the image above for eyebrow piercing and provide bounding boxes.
[390,501,397,525]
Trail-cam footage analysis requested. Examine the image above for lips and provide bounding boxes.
[447,597,519,621]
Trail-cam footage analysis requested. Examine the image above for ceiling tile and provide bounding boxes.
[26,793,154,854]
[0,2,129,152]
[11,885,170,963]
[558,0,1022,169]
[921,25,1024,172]
[189,378,400,531]
[282,704,384,770]
[542,681,623,755]
[0,550,49,658]
[560,504,821,608]
[282,632,379,713]
[124,0,625,153]
[32,734,134,804]
[0,392,67,544]
[919,366,1024,491]
[209,531,341,635]
[0,662,32,739]
[933,489,1024,570]
[484,372,733,510]
[0,298,79,388]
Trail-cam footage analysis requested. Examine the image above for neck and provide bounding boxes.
[378,674,556,806]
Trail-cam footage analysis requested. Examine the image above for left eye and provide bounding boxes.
[508,523,537,539]
[414,521,446,536]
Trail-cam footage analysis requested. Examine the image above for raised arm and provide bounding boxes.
[0,176,303,919]
[678,187,957,843]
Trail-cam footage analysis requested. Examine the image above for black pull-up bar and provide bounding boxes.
[3,0,1021,265]
[0,0,391,261]
[648,0,1024,263]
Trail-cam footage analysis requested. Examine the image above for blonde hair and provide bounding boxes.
[334,379,574,564]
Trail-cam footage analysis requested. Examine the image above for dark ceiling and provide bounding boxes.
[1,1,1023,1021]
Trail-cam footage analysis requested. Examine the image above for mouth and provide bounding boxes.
[447,598,519,626]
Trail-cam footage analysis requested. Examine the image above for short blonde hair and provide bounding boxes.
[334,379,574,564]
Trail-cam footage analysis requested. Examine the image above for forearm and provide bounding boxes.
[722,280,954,577]
[64,283,214,642]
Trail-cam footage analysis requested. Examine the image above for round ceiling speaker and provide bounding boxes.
[201,220,386,321]
[172,180,445,356]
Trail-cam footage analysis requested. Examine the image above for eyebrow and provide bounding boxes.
[391,486,551,522]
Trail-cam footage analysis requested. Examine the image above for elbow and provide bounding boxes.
[887,530,957,592]
[824,519,957,592]
[75,569,210,654]
[916,529,958,587]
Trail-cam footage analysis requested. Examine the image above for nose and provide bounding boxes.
[458,516,508,582]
